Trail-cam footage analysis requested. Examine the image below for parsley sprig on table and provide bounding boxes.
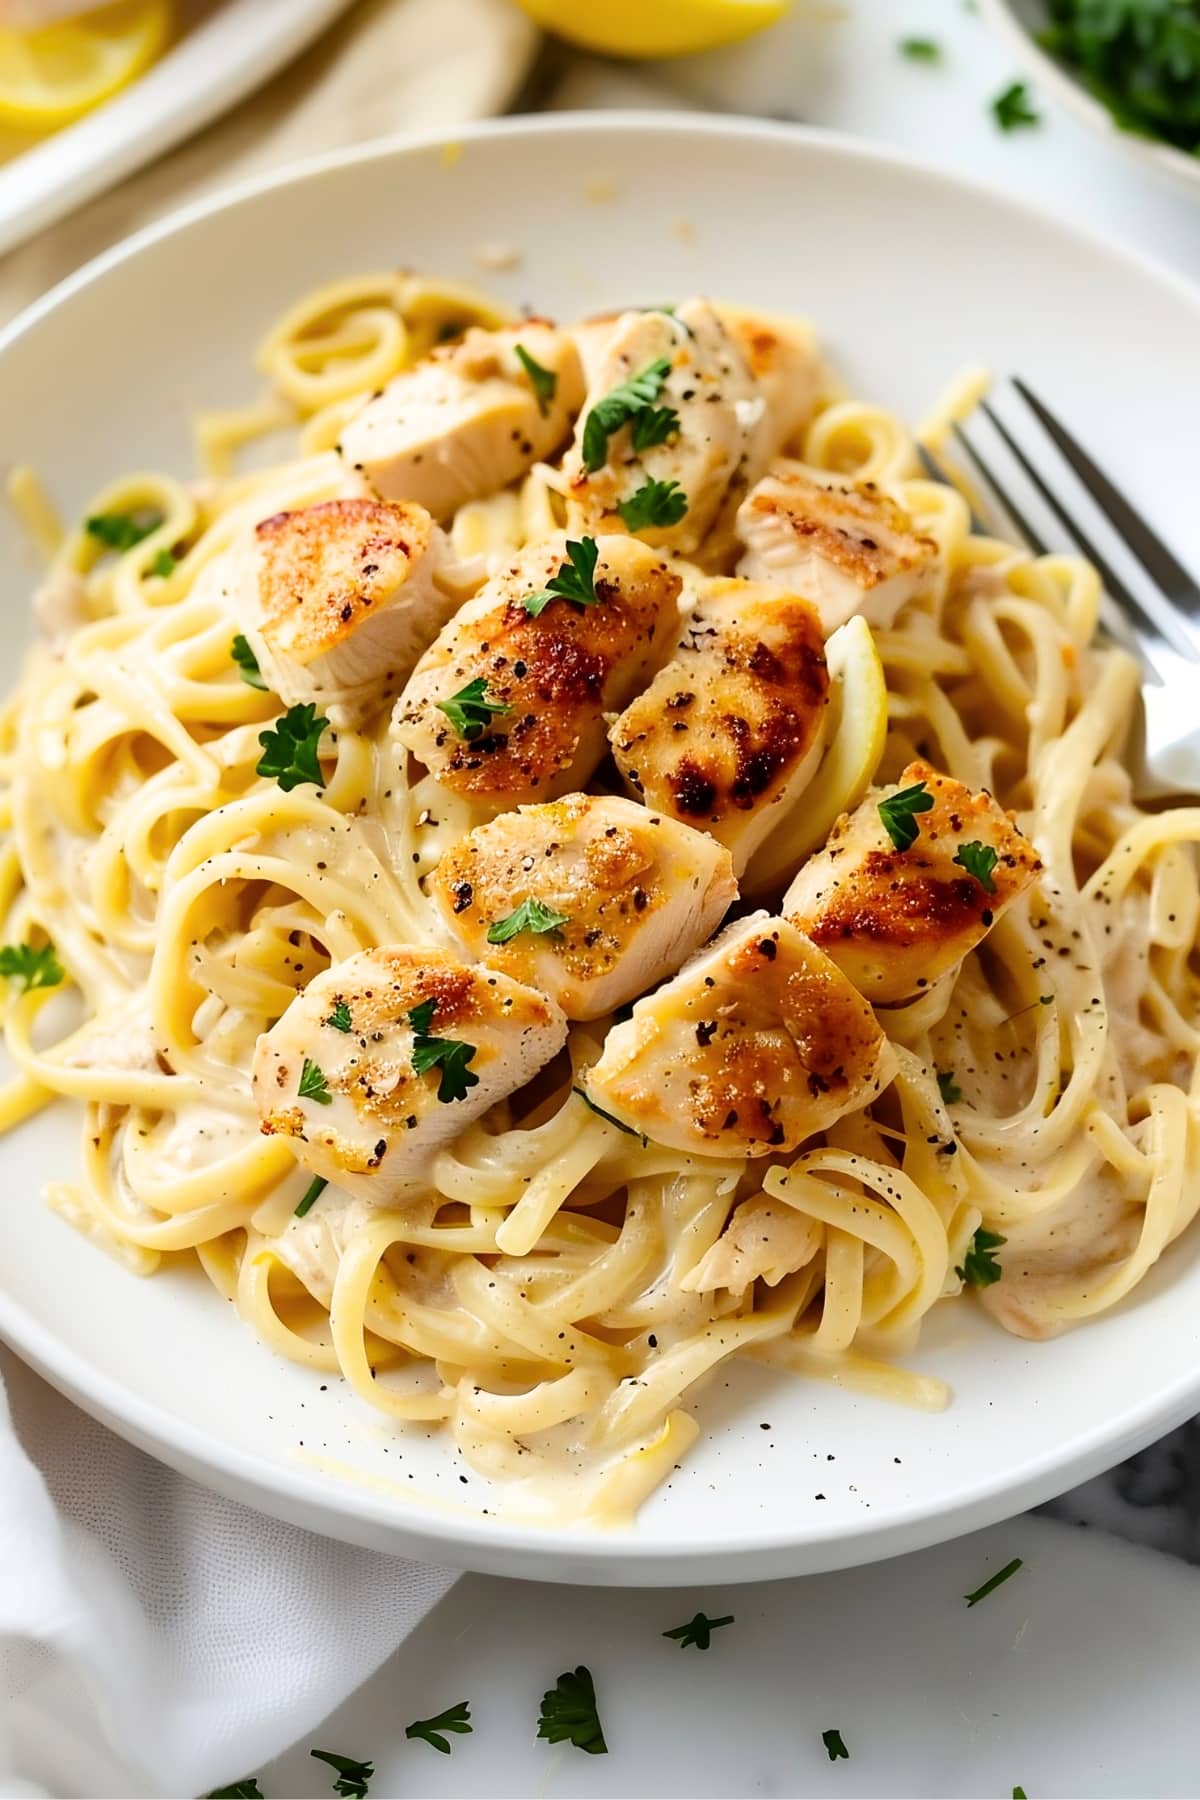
[0,941,63,993]
[408,998,479,1104]
[582,357,677,471]
[1040,0,1200,152]
[537,1665,607,1755]
[964,1555,1023,1607]
[405,1700,473,1753]
[257,703,328,790]
[992,78,1041,130]
[900,35,942,59]
[663,1610,734,1650]
[310,1749,374,1797]
[522,536,601,616]
[206,1782,262,1798]
[823,1728,850,1761]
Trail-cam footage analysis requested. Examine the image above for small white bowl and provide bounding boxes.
[980,0,1200,196]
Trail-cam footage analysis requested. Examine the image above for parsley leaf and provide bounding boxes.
[937,1070,964,1106]
[956,1226,1006,1288]
[294,1175,328,1218]
[0,941,63,993]
[408,1000,479,1105]
[85,510,161,552]
[522,536,601,617]
[325,1000,353,1033]
[1039,0,1200,151]
[954,839,999,892]
[1013,1789,1028,1799]
[537,1666,607,1755]
[298,1057,333,1105]
[206,1783,262,1798]
[900,35,941,59]
[582,356,673,471]
[514,343,557,415]
[964,1555,1023,1607]
[878,780,934,852]
[231,633,268,691]
[630,404,681,453]
[823,1728,850,1762]
[993,78,1040,130]
[256,703,328,791]
[436,677,512,741]
[405,1700,473,1754]
[487,897,572,944]
[663,1610,734,1650]
[150,547,177,578]
[617,478,688,532]
[310,1749,373,1798]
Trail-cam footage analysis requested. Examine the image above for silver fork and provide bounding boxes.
[918,380,1200,798]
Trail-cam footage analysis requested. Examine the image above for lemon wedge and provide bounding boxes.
[512,0,790,59]
[0,0,171,133]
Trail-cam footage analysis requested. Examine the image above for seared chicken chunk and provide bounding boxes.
[679,1194,822,1297]
[252,946,567,1200]
[430,792,736,1020]
[720,307,823,468]
[563,299,757,555]
[737,468,940,634]
[784,759,1042,1004]
[610,576,829,875]
[584,913,896,1159]
[337,320,583,521]
[392,534,681,805]
[235,497,462,729]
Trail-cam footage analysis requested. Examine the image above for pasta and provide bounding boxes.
[3,269,1199,1526]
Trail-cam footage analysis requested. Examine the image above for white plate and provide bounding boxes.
[2,114,1200,1585]
[0,0,354,258]
[980,0,1200,196]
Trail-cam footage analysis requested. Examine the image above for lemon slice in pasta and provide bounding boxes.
[511,0,789,59]
[0,0,171,133]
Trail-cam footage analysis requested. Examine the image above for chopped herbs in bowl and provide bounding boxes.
[1039,0,1200,153]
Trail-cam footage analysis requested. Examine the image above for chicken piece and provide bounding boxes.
[719,307,823,468]
[232,497,466,729]
[584,912,896,1159]
[679,1194,822,1297]
[610,576,829,875]
[736,468,940,634]
[562,299,757,555]
[252,945,567,1200]
[336,320,583,521]
[783,758,1042,1005]
[392,533,681,805]
[430,792,736,1021]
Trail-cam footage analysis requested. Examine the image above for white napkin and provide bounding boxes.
[0,1349,456,1798]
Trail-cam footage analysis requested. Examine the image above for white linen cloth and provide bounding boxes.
[0,4,536,1795]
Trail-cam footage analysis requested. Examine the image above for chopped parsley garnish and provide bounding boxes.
[878,780,934,852]
[573,1085,645,1143]
[85,510,161,552]
[582,356,673,471]
[310,1749,373,1797]
[956,1226,1006,1288]
[630,404,681,453]
[663,1610,734,1650]
[1039,0,1200,152]
[294,1175,328,1218]
[436,677,512,742]
[514,343,557,414]
[522,536,601,617]
[256,703,328,790]
[964,1555,1023,1607]
[1013,1789,1028,1799]
[823,1728,850,1762]
[900,35,941,59]
[617,477,688,532]
[955,839,999,892]
[537,1665,607,1755]
[405,1700,473,1753]
[0,941,63,993]
[150,547,178,578]
[298,1057,333,1105]
[408,999,479,1104]
[993,78,1040,130]
[206,1783,262,1798]
[231,633,267,691]
[325,1000,353,1032]
[487,897,572,944]
[937,1070,964,1106]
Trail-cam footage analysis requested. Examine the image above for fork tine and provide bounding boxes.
[1013,378,1200,618]
[978,398,1200,666]
[948,423,1050,556]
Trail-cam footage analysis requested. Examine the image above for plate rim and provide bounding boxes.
[4,109,1200,1582]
